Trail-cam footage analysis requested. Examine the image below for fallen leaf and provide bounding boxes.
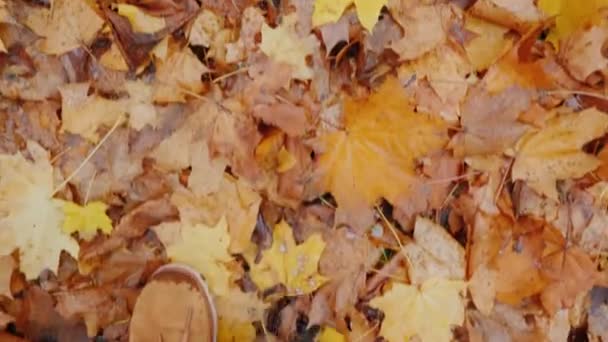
[470,0,541,32]
[559,23,608,82]
[59,83,126,142]
[539,0,608,48]
[24,0,103,55]
[172,173,261,254]
[459,85,531,156]
[99,43,130,72]
[0,142,79,279]
[312,0,387,31]
[250,220,327,295]
[215,288,268,323]
[116,4,166,34]
[390,5,448,61]
[539,225,598,314]
[403,217,466,284]
[218,318,256,342]
[370,278,467,342]
[512,108,608,200]
[0,255,14,298]
[153,217,234,296]
[464,15,511,71]
[188,9,222,47]
[124,80,159,130]
[314,77,447,228]
[319,326,345,342]
[59,201,113,241]
[153,49,209,103]
[260,14,318,80]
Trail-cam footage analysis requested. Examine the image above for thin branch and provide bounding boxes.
[52,117,122,196]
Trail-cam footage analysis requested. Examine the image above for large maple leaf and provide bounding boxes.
[0,142,79,279]
[313,77,447,228]
[370,278,467,342]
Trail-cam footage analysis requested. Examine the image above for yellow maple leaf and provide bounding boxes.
[512,108,608,200]
[116,4,165,34]
[312,0,387,32]
[153,217,234,296]
[319,327,346,342]
[218,318,256,342]
[260,14,318,80]
[314,77,447,227]
[250,220,327,295]
[125,80,159,130]
[59,83,126,142]
[370,278,467,342]
[0,142,79,279]
[59,201,112,241]
[24,0,103,55]
[539,0,608,48]
[171,173,261,255]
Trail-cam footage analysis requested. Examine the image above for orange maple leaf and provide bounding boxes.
[313,77,447,228]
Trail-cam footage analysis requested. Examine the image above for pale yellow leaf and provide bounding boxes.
[125,81,159,130]
[25,0,104,55]
[402,217,466,285]
[116,4,165,33]
[512,108,608,200]
[0,142,79,279]
[215,287,268,323]
[260,14,318,80]
[153,217,234,296]
[370,278,467,342]
[172,174,260,254]
[59,83,126,142]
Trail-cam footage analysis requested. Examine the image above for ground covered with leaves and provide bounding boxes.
[0,0,607,341]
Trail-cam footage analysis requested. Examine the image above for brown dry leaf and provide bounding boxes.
[470,0,541,32]
[171,173,261,254]
[389,5,448,61]
[0,255,14,299]
[252,102,311,137]
[539,225,598,314]
[54,287,131,337]
[319,227,380,317]
[394,152,461,227]
[467,304,546,342]
[313,77,447,229]
[153,49,209,103]
[458,85,531,156]
[399,45,471,122]
[560,22,608,83]
[492,231,547,305]
[402,217,466,284]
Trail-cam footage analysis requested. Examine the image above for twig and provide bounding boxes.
[212,66,249,83]
[52,116,122,196]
